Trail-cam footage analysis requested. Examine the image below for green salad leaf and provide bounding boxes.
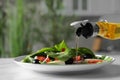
[68,47,96,58]
[98,55,106,60]
[43,51,71,61]
[96,55,113,62]
[46,52,60,58]
[21,55,33,63]
[104,57,113,62]
[100,55,113,62]
[46,40,71,61]
[28,47,58,58]
[78,47,95,58]
[22,40,96,63]
[54,40,69,52]
[56,52,71,61]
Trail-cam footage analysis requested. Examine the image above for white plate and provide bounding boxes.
[14,55,115,72]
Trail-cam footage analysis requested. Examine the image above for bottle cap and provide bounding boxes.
[81,22,94,38]
[70,20,95,38]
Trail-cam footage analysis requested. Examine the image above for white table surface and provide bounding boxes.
[0,52,120,80]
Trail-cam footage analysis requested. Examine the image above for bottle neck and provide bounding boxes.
[92,23,99,37]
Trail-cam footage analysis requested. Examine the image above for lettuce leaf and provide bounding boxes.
[54,40,69,52]
[21,55,33,63]
[78,47,95,58]
[22,40,95,63]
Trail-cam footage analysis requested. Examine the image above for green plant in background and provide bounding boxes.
[0,0,42,57]
[7,0,24,57]
[6,0,34,57]
[0,5,6,57]
[33,0,75,47]
[0,0,76,57]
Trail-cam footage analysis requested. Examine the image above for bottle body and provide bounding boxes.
[96,22,120,40]
[70,20,120,40]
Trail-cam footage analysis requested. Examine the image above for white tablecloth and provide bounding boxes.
[0,52,120,80]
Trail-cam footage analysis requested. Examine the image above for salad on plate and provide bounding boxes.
[22,40,113,65]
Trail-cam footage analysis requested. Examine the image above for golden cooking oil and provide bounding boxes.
[96,22,120,40]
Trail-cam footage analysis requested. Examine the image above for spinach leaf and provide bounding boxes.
[68,48,95,58]
[57,52,71,61]
[77,47,96,58]
[46,51,71,61]
[30,47,57,57]
[45,40,71,61]
[54,40,69,52]
[101,56,113,62]
[46,52,60,58]
[21,55,33,63]
[98,55,106,60]
[68,49,77,57]
[36,47,57,53]
[22,40,96,63]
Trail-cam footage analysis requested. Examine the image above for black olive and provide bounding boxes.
[83,54,93,59]
[65,58,73,64]
[33,59,40,64]
[49,57,55,61]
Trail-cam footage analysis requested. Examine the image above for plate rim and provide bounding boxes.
[14,54,115,66]
[14,55,115,72]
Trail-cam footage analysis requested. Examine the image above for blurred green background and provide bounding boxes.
[1,0,120,57]
[0,0,77,57]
